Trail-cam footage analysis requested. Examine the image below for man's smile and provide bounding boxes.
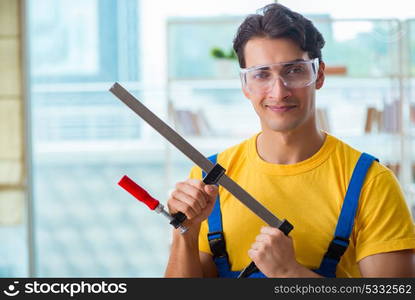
[265,104,297,112]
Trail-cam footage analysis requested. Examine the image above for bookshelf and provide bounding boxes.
[165,16,415,213]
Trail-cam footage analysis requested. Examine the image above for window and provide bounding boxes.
[27,0,163,277]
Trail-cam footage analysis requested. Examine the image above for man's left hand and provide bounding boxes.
[248,226,301,277]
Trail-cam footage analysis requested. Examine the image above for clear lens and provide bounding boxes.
[241,58,319,94]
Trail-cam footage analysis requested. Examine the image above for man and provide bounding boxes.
[164,3,415,277]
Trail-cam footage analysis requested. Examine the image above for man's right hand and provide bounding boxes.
[167,179,218,231]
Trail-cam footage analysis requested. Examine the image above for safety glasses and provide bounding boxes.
[240,58,319,94]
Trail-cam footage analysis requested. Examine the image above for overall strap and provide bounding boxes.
[204,154,233,277]
[314,152,379,277]
[204,154,265,278]
[205,154,222,235]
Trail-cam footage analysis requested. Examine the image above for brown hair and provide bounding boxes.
[233,3,325,68]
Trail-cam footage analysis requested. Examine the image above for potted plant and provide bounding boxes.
[210,47,238,78]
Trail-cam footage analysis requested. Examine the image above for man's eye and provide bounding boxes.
[252,71,271,80]
[285,66,306,75]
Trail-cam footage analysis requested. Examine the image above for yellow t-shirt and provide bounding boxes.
[189,132,415,277]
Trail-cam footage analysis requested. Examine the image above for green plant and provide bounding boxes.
[210,47,237,60]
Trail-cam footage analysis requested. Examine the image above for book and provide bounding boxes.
[410,105,415,124]
[189,111,201,136]
[365,107,376,133]
[176,110,197,136]
[169,103,213,136]
[196,109,213,136]
[385,162,400,177]
[382,99,401,133]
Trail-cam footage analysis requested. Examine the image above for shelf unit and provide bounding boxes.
[165,16,415,213]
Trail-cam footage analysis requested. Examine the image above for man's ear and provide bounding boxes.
[315,61,325,90]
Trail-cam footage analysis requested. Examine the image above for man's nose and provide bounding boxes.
[267,76,292,99]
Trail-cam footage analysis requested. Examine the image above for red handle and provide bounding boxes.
[118,175,159,210]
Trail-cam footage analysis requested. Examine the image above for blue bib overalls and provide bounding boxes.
[203,152,378,278]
